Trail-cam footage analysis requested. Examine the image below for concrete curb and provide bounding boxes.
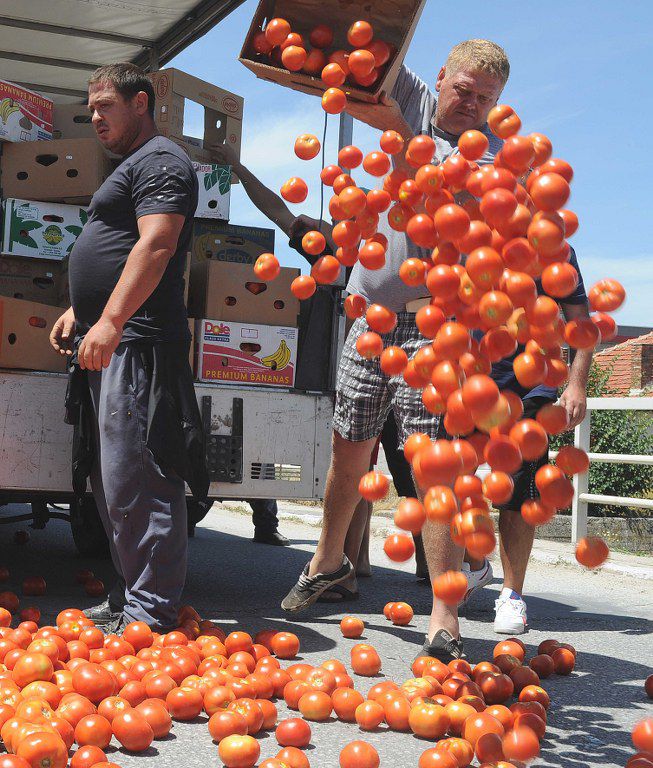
[217,501,653,581]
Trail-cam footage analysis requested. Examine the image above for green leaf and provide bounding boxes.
[65,225,82,237]
[204,170,218,192]
[21,235,38,249]
[79,209,88,226]
[21,221,42,232]
[217,166,232,196]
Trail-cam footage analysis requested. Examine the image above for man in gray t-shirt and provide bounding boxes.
[282,41,510,663]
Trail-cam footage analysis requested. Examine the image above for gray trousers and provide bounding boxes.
[87,344,187,629]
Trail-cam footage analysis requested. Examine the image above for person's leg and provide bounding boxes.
[353,500,373,577]
[96,345,188,630]
[250,499,289,545]
[309,431,378,579]
[498,508,535,595]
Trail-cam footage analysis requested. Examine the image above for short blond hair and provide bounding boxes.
[445,39,510,86]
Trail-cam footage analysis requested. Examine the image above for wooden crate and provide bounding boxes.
[239,0,426,104]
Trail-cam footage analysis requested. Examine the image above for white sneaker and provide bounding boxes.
[494,592,528,635]
[460,559,494,606]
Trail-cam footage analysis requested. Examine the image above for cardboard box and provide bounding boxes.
[0,79,53,142]
[239,0,426,104]
[52,103,96,140]
[193,163,231,220]
[148,68,244,169]
[0,297,67,372]
[188,260,299,326]
[197,318,297,388]
[0,255,64,306]
[2,199,88,261]
[1,138,113,204]
[191,221,275,264]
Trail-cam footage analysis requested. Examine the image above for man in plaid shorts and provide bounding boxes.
[282,40,510,663]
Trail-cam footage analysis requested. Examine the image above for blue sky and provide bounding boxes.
[172,0,652,327]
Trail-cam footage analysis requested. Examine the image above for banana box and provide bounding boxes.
[197,319,298,388]
[0,80,53,143]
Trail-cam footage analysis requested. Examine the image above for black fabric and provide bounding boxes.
[68,135,197,343]
[380,413,417,498]
[65,341,209,503]
[497,395,556,511]
[288,228,339,393]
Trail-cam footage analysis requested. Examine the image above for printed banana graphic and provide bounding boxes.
[0,98,20,123]
[261,339,291,370]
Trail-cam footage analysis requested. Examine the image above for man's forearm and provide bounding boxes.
[101,239,171,327]
[234,162,295,236]
[568,347,593,391]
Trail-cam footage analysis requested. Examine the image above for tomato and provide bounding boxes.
[70,745,107,768]
[12,653,54,688]
[288,275,317,302]
[383,533,415,562]
[502,725,540,762]
[301,230,326,257]
[276,747,310,768]
[111,709,153,752]
[434,204,470,242]
[74,713,112,749]
[457,129,489,160]
[575,536,609,568]
[264,18,291,47]
[409,702,450,739]
[488,105,521,138]
[276,717,311,748]
[281,45,307,72]
[350,644,381,676]
[218,734,260,768]
[541,261,578,298]
[358,470,389,501]
[413,440,463,489]
[347,20,374,48]
[322,87,347,114]
[462,711,505,748]
[380,130,404,155]
[418,748,458,768]
[340,616,364,639]
[164,686,202,721]
[267,632,298,661]
[280,177,308,204]
[530,172,570,211]
[588,278,626,312]
[329,688,363,723]
[432,571,467,605]
[309,23,333,49]
[298,691,332,722]
[16,732,68,768]
[339,740,379,768]
[407,135,436,166]
[21,576,46,597]
[633,718,653,752]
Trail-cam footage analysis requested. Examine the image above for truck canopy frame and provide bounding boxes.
[0,0,246,102]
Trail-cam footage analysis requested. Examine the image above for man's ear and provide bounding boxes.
[134,90,150,116]
[435,66,447,93]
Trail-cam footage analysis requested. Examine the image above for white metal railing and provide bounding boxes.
[561,396,653,543]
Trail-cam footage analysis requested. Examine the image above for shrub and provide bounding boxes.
[550,363,653,516]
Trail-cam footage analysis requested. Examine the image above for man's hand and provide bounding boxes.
[345,92,414,140]
[289,215,335,253]
[50,307,76,356]
[209,142,240,171]
[558,383,587,430]
[78,316,123,371]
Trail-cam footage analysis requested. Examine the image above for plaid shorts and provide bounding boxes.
[333,314,442,448]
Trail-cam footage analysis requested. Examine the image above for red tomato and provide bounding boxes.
[588,278,626,312]
[111,709,154,752]
[276,717,311,748]
[339,740,380,768]
[218,734,260,768]
[70,745,107,768]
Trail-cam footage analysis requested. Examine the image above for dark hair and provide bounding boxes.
[88,63,155,118]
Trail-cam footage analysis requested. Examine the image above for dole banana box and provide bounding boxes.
[0,79,53,143]
[197,319,298,388]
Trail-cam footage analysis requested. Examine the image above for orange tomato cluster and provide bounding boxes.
[251,18,395,107]
[267,98,626,576]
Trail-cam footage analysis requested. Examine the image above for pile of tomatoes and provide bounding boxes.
[251,18,394,102]
[0,592,595,768]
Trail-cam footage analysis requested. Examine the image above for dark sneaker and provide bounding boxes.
[416,629,465,664]
[281,556,353,613]
[83,598,123,625]
[101,613,130,636]
[253,530,290,546]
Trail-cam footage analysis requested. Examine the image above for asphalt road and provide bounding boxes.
[0,503,651,768]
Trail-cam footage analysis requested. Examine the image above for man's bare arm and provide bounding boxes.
[559,301,594,429]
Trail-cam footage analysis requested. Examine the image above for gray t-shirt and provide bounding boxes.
[346,66,503,311]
